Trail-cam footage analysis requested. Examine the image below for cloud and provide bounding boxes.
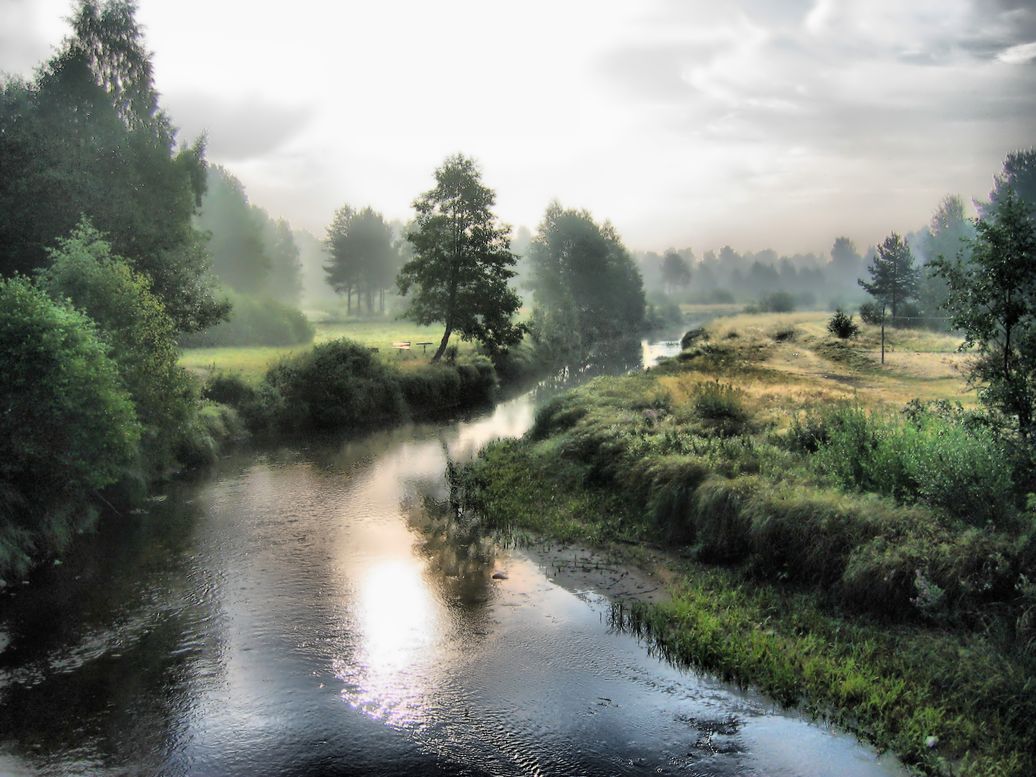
[163,92,313,161]
[997,41,1036,64]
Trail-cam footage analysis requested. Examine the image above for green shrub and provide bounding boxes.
[0,276,140,576]
[814,404,1016,527]
[258,338,405,430]
[757,291,796,313]
[827,309,860,339]
[692,381,751,436]
[38,220,193,478]
[859,301,884,324]
[180,290,314,347]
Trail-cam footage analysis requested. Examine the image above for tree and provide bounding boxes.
[0,275,140,574]
[858,232,920,321]
[985,148,1036,216]
[660,250,692,295]
[934,188,1036,438]
[0,0,226,333]
[919,195,974,328]
[37,220,193,476]
[527,202,646,359]
[325,206,400,315]
[196,165,271,295]
[397,155,524,361]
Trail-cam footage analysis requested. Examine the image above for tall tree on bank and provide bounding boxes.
[528,203,646,359]
[397,154,524,362]
[858,232,920,321]
[324,206,400,315]
[919,195,973,328]
[935,187,1036,439]
[0,0,226,333]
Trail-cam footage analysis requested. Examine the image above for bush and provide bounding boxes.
[38,221,193,477]
[692,381,751,437]
[827,309,860,339]
[257,338,405,430]
[859,301,884,325]
[758,291,796,313]
[180,290,314,347]
[0,276,140,576]
[813,404,1016,527]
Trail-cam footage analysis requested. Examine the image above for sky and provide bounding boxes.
[2,0,1034,256]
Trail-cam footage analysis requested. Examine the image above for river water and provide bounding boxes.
[0,337,905,777]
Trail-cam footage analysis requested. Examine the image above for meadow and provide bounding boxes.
[452,310,1036,777]
[179,319,480,381]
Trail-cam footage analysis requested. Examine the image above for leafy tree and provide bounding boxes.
[935,188,1036,438]
[325,205,401,315]
[986,148,1036,216]
[527,202,646,358]
[919,195,973,328]
[858,232,920,321]
[660,250,692,295]
[0,275,139,574]
[263,217,303,305]
[37,220,193,476]
[397,155,524,361]
[0,0,226,333]
[830,236,862,286]
[195,165,271,295]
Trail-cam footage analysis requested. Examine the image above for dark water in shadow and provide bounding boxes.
[0,337,905,776]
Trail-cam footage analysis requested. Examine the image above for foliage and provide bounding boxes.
[258,338,406,430]
[398,154,525,362]
[859,300,884,325]
[935,187,1036,438]
[827,309,859,339]
[0,275,139,575]
[527,202,646,363]
[0,0,227,333]
[660,250,692,294]
[180,289,314,347]
[859,232,920,320]
[918,195,973,330]
[324,205,401,315]
[37,220,192,477]
[754,290,796,313]
[808,403,1016,528]
[986,148,1036,216]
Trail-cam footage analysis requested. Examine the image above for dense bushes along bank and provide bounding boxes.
[450,325,1036,777]
[203,338,505,434]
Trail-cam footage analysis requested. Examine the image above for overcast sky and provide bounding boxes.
[2,0,1034,255]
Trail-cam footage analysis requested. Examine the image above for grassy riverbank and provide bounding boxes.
[179,320,483,382]
[452,312,1036,776]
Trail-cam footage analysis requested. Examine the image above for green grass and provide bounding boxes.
[179,319,479,382]
[450,311,1036,776]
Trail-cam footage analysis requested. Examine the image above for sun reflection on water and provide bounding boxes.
[335,557,438,726]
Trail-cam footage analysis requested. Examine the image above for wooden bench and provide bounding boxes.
[392,341,411,355]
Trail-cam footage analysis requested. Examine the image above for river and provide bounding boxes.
[0,335,906,776]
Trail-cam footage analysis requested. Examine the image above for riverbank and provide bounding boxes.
[451,312,1036,777]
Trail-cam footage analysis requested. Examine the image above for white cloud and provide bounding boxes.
[997,41,1036,64]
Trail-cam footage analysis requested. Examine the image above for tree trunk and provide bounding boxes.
[346,287,352,316]
[431,323,453,363]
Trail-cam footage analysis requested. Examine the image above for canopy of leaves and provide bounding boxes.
[528,202,646,357]
[397,154,524,361]
[935,188,1036,437]
[37,220,193,475]
[325,205,401,313]
[0,275,139,563]
[858,232,920,319]
[0,0,226,333]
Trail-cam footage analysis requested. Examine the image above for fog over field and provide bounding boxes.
[3,0,1034,254]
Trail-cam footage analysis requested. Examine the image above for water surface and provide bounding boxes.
[0,338,905,776]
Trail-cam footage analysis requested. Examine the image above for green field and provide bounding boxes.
[179,320,478,382]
